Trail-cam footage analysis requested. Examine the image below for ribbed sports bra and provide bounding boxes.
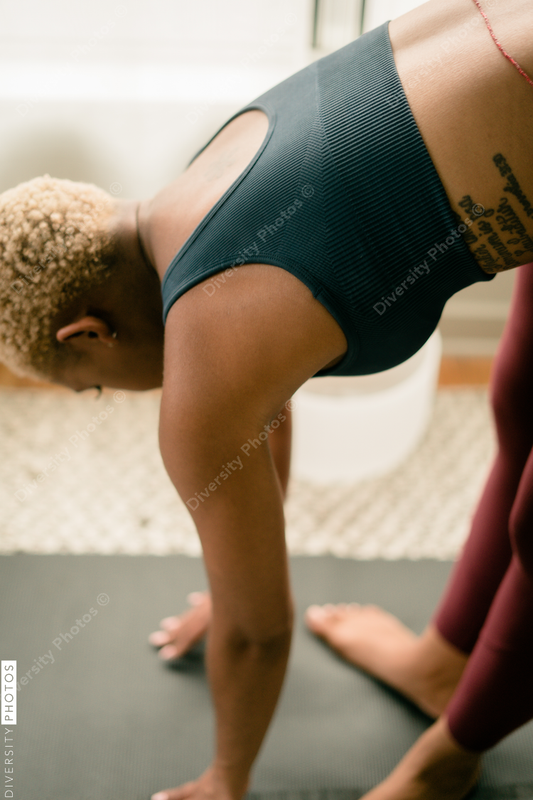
[161,21,495,376]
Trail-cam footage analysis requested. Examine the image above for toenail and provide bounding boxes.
[307,606,327,620]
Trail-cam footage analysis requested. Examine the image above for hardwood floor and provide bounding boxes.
[437,357,493,387]
[0,358,494,389]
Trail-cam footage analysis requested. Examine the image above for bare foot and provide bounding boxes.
[304,604,468,718]
[359,715,482,800]
[149,591,211,660]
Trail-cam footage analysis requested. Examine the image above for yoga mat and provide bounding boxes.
[1,554,532,800]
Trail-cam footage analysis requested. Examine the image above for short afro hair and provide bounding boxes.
[0,174,118,381]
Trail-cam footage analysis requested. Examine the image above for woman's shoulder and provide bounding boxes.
[160,262,347,412]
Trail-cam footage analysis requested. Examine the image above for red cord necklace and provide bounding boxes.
[472,0,533,88]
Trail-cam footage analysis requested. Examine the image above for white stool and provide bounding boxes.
[291,330,442,484]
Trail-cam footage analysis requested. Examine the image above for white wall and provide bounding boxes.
[363,0,429,32]
[0,0,311,68]
[0,0,514,355]
[0,1,312,200]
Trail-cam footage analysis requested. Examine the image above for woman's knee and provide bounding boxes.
[489,264,533,452]
[509,484,533,578]
[490,355,533,457]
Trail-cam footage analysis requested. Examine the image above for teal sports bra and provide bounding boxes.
[161,21,495,376]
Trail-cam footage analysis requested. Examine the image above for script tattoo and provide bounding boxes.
[455,154,533,273]
[493,154,533,218]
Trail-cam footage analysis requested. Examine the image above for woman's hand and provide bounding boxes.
[151,765,249,800]
[149,591,212,660]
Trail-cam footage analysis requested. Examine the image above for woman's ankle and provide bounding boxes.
[396,716,482,798]
[415,626,468,682]
[406,626,470,718]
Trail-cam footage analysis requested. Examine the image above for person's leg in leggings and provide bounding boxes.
[432,262,533,750]
[434,263,533,652]
[445,552,533,750]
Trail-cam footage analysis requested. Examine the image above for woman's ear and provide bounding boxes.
[56,316,115,344]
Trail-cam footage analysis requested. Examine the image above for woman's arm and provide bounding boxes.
[148,403,292,664]
[153,264,345,799]
[159,395,294,797]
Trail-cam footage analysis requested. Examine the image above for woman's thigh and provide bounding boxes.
[432,264,533,650]
[490,263,533,458]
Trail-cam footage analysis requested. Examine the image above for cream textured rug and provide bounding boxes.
[0,387,495,560]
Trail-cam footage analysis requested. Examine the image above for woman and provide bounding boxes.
[1,0,532,797]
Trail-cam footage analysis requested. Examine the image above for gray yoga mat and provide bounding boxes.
[1,554,532,800]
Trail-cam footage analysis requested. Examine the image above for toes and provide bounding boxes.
[305,604,336,631]
[306,604,327,619]
[305,602,364,632]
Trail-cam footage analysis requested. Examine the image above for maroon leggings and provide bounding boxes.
[433,262,533,752]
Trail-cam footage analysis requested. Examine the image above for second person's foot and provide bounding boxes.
[305,603,468,718]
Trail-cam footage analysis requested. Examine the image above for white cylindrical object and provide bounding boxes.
[291,330,442,484]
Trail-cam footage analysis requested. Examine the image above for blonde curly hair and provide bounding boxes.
[0,175,119,381]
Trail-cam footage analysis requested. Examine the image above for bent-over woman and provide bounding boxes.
[1,0,533,797]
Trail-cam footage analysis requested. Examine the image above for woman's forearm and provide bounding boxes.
[159,380,297,798]
[207,621,293,797]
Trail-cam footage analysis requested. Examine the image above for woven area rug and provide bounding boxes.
[0,387,495,559]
